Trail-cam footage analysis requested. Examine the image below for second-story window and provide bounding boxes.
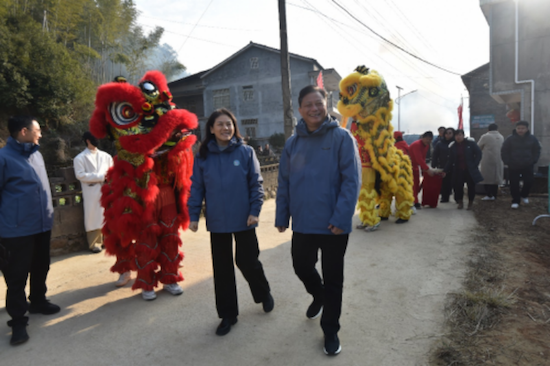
[243,85,254,102]
[250,57,259,69]
[213,88,230,109]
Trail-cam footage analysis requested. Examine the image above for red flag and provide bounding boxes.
[457,100,463,130]
[316,70,324,89]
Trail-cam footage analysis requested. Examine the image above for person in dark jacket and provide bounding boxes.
[188,108,273,336]
[0,116,60,346]
[276,85,361,356]
[501,120,541,209]
[444,129,483,210]
[432,127,455,202]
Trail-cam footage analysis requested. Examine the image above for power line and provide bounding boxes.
[139,23,240,48]
[139,15,260,32]
[331,0,462,75]
[178,0,215,53]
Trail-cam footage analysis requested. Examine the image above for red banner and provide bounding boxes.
[457,101,463,130]
[316,70,324,89]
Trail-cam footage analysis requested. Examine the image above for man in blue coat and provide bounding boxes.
[0,116,60,346]
[276,85,361,356]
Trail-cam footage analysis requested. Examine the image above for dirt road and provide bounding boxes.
[0,200,475,365]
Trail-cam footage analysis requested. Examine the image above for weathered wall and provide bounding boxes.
[488,0,550,166]
[50,167,87,256]
[261,163,279,200]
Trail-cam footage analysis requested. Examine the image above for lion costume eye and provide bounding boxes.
[369,87,380,97]
[109,102,140,126]
[347,83,358,97]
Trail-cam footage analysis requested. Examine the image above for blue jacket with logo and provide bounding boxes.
[275,116,361,235]
[188,137,264,233]
[0,137,54,238]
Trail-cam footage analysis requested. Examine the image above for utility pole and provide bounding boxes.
[278,0,295,140]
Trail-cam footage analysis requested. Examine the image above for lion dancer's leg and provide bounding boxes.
[378,182,393,221]
[395,156,414,222]
[357,164,381,232]
[155,184,184,295]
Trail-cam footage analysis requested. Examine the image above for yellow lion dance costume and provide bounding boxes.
[337,66,414,231]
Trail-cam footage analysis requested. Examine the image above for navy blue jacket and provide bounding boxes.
[444,139,484,184]
[0,137,54,238]
[275,116,361,235]
[501,130,541,169]
[188,137,264,233]
[432,138,454,169]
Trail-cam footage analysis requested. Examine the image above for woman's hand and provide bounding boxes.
[276,227,287,233]
[189,221,199,232]
[247,215,259,226]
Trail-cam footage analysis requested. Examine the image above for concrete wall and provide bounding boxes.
[464,64,511,142]
[201,47,317,142]
[488,0,550,166]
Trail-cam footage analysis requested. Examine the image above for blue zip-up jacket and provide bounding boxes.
[188,137,264,233]
[275,116,361,235]
[0,137,54,238]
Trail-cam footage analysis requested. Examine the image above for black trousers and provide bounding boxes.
[440,171,453,201]
[210,229,270,319]
[291,232,349,335]
[454,169,476,203]
[509,167,534,204]
[1,230,52,327]
[484,184,499,198]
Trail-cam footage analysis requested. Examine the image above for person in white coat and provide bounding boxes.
[74,132,113,253]
[478,123,504,201]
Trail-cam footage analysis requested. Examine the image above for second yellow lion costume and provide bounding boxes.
[337,66,414,231]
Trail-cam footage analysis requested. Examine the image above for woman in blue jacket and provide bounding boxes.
[188,108,273,336]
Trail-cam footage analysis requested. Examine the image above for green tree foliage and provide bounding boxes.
[269,133,286,148]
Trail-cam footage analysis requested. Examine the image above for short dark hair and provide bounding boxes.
[198,108,242,159]
[422,131,433,138]
[516,120,529,128]
[298,85,327,107]
[8,115,35,138]
[455,129,465,136]
[82,131,99,147]
[438,126,446,132]
[488,123,498,131]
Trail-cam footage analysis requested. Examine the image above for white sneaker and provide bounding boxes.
[522,198,529,204]
[412,206,417,215]
[356,222,368,229]
[511,203,519,209]
[364,222,381,232]
[481,196,495,201]
[115,271,132,287]
[163,283,184,296]
[142,290,157,301]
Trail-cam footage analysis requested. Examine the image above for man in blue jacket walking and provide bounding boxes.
[0,116,60,346]
[276,85,361,356]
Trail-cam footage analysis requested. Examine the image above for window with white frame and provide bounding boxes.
[213,88,230,109]
[250,57,259,69]
[245,127,256,138]
[242,118,258,126]
[243,85,254,102]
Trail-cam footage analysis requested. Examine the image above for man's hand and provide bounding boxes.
[276,226,287,233]
[440,172,447,178]
[189,221,198,232]
[247,215,259,226]
[426,169,435,177]
[328,224,344,235]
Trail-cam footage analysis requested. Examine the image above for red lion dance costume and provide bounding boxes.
[89,71,197,299]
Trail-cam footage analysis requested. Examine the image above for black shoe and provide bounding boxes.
[323,333,341,356]
[414,203,422,209]
[379,216,389,221]
[262,293,274,313]
[216,317,237,336]
[306,298,323,319]
[29,300,61,315]
[10,324,29,346]
[440,199,449,203]
[395,218,408,224]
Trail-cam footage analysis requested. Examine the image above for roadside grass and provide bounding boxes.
[430,234,517,365]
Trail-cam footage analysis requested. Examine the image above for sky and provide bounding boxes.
[133,0,490,136]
